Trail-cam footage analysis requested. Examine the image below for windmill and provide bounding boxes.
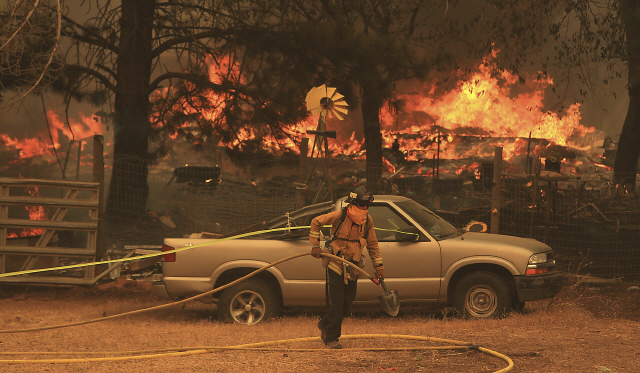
[304,84,349,201]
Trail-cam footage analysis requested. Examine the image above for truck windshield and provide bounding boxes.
[395,200,462,240]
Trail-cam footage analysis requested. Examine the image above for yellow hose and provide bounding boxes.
[0,253,514,372]
[0,253,365,334]
[0,334,514,372]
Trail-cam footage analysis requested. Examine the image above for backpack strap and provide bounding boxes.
[331,206,349,241]
[363,214,370,239]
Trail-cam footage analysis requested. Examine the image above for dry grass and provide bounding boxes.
[0,280,638,373]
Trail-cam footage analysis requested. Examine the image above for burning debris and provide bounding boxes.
[0,49,625,244]
[4,186,49,239]
[1,48,616,200]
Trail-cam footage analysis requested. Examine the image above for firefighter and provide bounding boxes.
[310,186,384,349]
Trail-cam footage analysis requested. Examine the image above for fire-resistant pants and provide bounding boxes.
[320,269,358,343]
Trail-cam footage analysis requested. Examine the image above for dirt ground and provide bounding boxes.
[0,279,639,373]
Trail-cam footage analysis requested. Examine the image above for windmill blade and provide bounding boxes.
[334,106,348,114]
[306,84,348,121]
[330,110,344,120]
[310,107,324,118]
[326,87,336,98]
[305,84,328,114]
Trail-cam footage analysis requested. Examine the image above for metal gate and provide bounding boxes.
[0,177,104,285]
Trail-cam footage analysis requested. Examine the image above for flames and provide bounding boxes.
[0,111,106,162]
[376,51,594,162]
[1,51,608,239]
[3,52,598,171]
[6,187,48,239]
[282,51,594,166]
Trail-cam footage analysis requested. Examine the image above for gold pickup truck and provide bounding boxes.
[153,195,563,324]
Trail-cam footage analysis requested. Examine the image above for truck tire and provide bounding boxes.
[452,271,512,319]
[218,278,280,325]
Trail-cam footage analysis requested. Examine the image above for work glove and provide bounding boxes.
[375,268,385,279]
[311,245,321,258]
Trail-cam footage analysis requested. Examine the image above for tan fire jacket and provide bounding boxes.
[309,209,384,279]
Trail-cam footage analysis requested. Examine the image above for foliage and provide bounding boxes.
[486,0,627,99]
[0,0,62,106]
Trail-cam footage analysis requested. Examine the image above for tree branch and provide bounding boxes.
[61,16,119,54]
[151,28,233,58]
[147,71,226,94]
[65,64,119,94]
[2,0,61,109]
[0,0,40,51]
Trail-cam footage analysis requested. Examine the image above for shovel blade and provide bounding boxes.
[378,289,400,317]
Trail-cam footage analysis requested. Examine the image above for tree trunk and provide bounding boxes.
[361,87,384,193]
[105,0,155,225]
[614,0,640,190]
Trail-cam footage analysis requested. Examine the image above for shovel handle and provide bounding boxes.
[370,276,389,292]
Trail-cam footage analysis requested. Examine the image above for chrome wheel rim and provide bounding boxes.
[229,290,266,325]
[464,285,498,318]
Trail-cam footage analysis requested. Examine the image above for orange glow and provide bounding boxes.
[47,111,104,146]
[0,112,105,161]
[0,135,51,158]
[376,51,595,162]
[5,187,49,238]
[383,158,395,173]
[4,50,601,179]
[593,163,613,171]
[22,187,48,237]
[455,162,480,175]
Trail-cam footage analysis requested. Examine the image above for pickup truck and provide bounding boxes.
[152,195,564,324]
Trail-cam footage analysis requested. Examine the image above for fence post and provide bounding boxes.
[529,158,541,236]
[491,147,503,234]
[0,183,7,273]
[297,137,309,208]
[93,135,105,263]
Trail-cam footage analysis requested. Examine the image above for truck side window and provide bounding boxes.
[368,205,426,242]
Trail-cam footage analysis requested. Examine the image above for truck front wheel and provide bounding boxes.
[218,278,280,325]
[452,271,512,319]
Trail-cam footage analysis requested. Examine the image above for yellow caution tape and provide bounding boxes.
[0,226,419,278]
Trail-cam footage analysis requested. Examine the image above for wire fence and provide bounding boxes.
[98,153,640,282]
[504,177,640,281]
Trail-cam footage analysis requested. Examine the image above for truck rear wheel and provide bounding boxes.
[452,271,512,319]
[218,278,280,325]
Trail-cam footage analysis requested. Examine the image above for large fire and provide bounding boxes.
[212,51,596,166]
[2,52,601,173]
[1,52,608,239]
[376,52,594,162]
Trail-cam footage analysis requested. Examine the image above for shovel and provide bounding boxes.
[370,277,400,317]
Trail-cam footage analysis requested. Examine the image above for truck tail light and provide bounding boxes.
[161,244,176,262]
[525,267,548,275]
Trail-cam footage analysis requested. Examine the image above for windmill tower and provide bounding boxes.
[305,84,349,201]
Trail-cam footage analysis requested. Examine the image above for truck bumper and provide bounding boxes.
[152,281,170,299]
[514,272,564,302]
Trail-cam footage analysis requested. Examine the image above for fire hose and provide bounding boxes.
[0,230,514,371]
